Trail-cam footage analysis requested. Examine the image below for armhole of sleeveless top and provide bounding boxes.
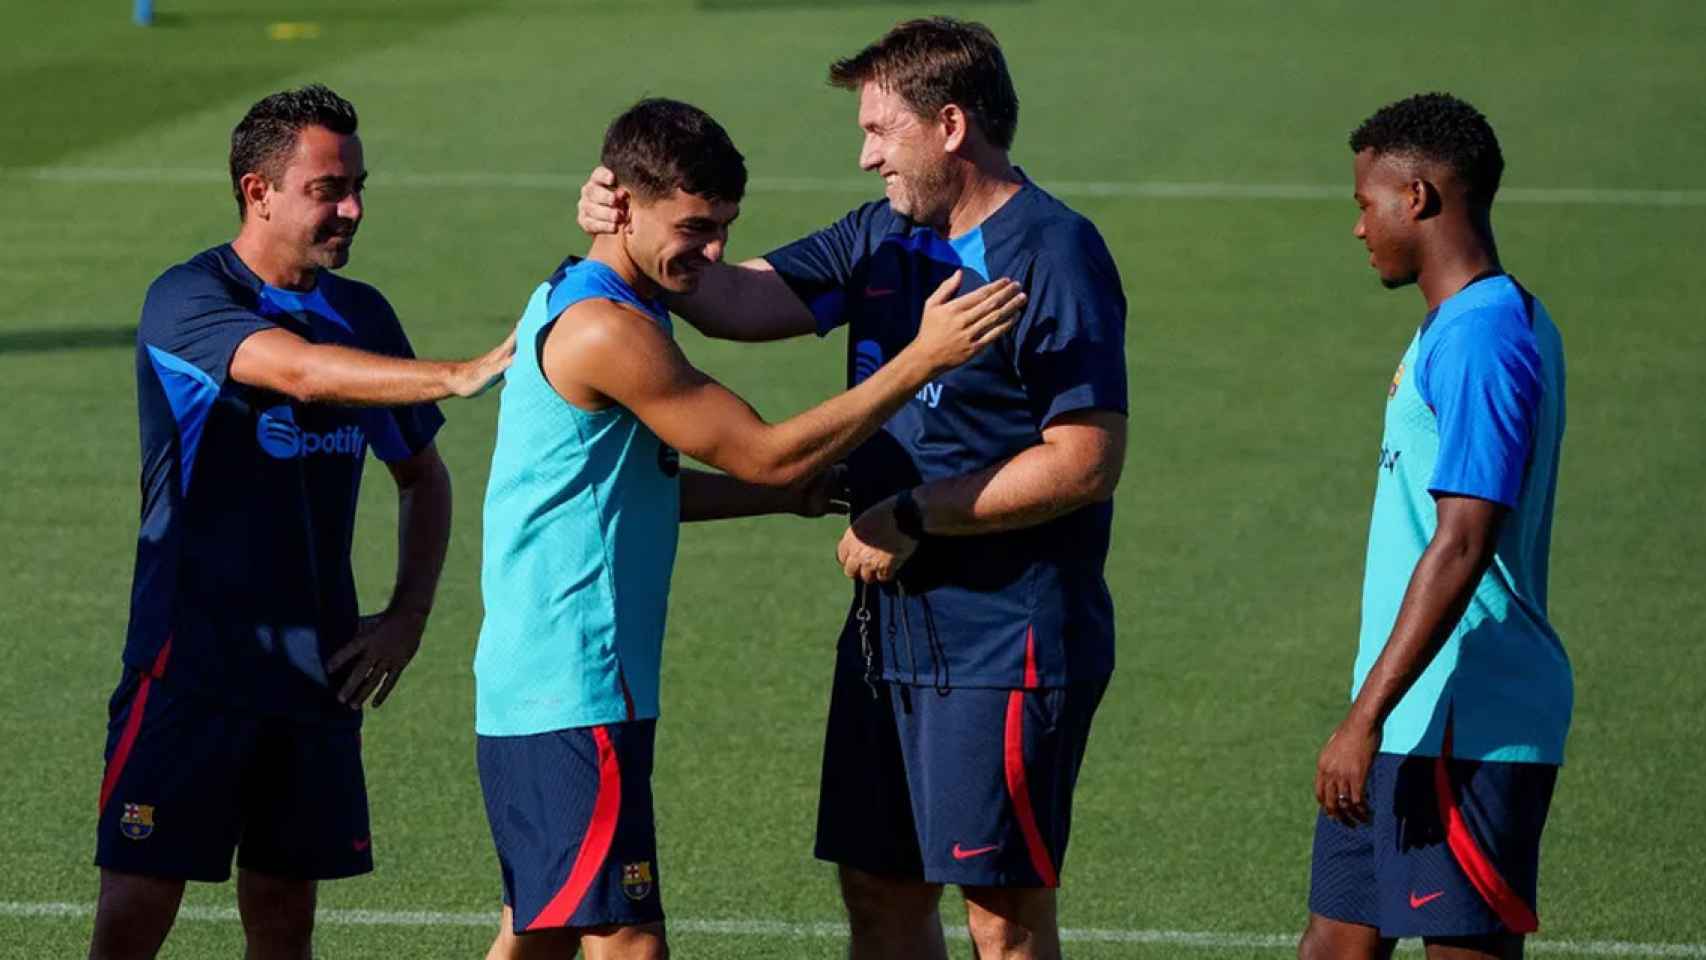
[534,303,631,417]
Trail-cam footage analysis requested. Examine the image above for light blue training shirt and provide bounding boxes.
[1355,273,1571,763]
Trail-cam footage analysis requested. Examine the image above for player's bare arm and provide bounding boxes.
[836,409,1126,582]
[1314,494,1505,826]
[327,443,453,709]
[229,325,516,406]
[678,464,848,523]
[545,271,1022,489]
[578,165,815,341]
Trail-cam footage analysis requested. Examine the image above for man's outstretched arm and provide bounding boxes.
[230,326,515,406]
[678,465,847,523]
[548,272,1022,490]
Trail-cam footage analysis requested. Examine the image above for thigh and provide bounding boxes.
[480,721,664,934]
[1376,754,1555,938]
[236,720,372,881]
[815,637,924,880]
[902,678,1106,888]
[95,670,254,882]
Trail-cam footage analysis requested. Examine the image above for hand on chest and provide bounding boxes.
[845,237,1025,416]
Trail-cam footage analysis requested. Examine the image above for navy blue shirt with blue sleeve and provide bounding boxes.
[765,177,1128,689]
[128,244,444,724]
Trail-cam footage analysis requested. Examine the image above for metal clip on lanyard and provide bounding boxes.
[855,581,877,699]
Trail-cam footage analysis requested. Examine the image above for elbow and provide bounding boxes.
[1427,526,1495,573]
[1444,531,1493,568]
[714,429,814,488]
[1073,456,1123,506]
[277,364,328,404]
[727,455,807,489]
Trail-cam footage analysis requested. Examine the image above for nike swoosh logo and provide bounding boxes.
[352,838,371,852]
[864,286,898,298]
[951,843,999,860]
[1409,890,1445,909]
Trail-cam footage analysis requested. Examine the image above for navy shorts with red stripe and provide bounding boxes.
[816,640,1107,888]
[1309,749,1558,938]
[478,720,663,933]
[94,666,373,883]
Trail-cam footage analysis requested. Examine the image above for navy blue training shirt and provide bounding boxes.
[765,176,1128,689]
[128,244,444,723]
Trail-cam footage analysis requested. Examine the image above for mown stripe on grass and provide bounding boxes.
[4,167,1705,207]
[3,901,1703,956]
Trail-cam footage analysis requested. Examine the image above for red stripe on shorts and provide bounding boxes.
[97,636,173,813]
[527,725,622,930]
[1434,722,1539,934]
[1004,688,1058,888]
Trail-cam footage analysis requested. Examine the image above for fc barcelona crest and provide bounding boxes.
[621,861,655,901]
[120,803,155,840]
[1388,362,1405,399]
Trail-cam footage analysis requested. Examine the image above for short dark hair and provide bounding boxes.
[601,98,746,204]
[229,84,359,218]
[829,17,1019,151]
[1349,92,1504,206]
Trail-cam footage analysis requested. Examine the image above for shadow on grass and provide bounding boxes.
[0,3,478,169]
[699,0,1028,8]
[0,326,136,354]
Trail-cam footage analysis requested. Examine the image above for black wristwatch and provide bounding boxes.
[892,487,926,540]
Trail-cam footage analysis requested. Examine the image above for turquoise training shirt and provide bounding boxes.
[476,258,680,736]
[1354,274,1571,763]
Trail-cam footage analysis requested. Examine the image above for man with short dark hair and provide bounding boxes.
[477,97,1024,960]
[1299,93,1570,960]
[90,84,512,960]
[578,18,1127,960]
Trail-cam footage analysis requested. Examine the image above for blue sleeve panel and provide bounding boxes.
[1416,306,1543,509]
[138,262,276,389]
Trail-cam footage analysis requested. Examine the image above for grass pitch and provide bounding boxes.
[2,1,1704,956]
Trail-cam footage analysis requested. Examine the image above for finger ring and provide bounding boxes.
[1336,794,1350,803]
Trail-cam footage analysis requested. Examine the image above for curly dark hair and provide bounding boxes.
[229,84,359,218]
[829,17,1019,150]
[1349,92,1503,205]
[601,98,746,204]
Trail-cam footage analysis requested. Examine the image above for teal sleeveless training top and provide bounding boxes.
[475,258,680,736]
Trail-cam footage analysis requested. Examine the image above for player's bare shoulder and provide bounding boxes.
[541,296,677,411]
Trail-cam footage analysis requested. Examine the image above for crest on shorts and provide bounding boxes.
[621,861,654,901]
[120,803,155,840]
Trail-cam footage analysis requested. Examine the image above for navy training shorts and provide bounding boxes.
[816,635,1107,888]
[1309,746,1558,938]
[478,720,663,933]
[94,666,372,883]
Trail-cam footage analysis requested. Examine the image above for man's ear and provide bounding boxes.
[1407,177,1443,221]
[940,103,968,153]
[240,172,271,220]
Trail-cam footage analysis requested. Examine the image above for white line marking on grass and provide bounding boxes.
[4,166,1706,207]
[3,901,1703,956]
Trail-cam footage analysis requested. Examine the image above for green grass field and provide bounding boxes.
[3,1,1704,956]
